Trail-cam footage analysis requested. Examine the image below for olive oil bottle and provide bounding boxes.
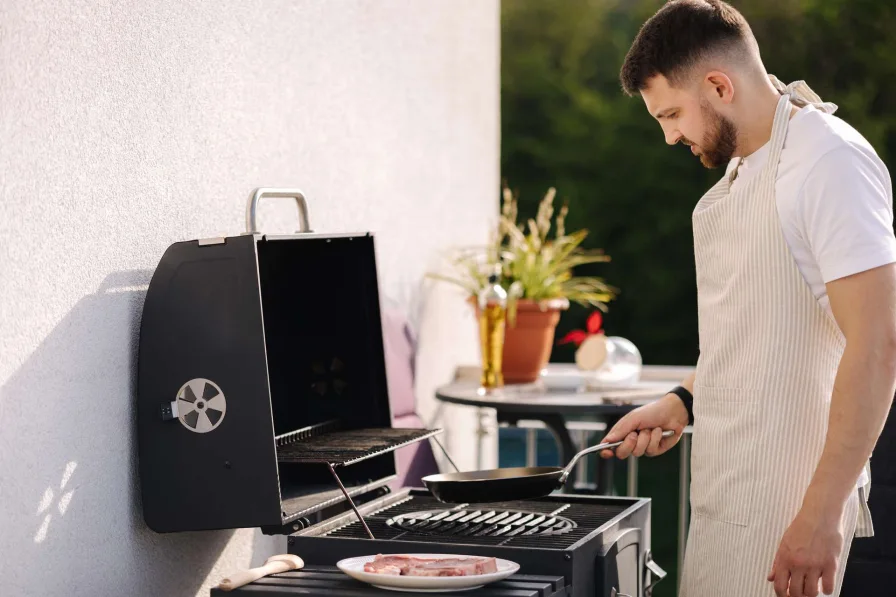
[477,265,507,389]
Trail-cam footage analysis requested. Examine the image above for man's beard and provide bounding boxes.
[682,102,738,169]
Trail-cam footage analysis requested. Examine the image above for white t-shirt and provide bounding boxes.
[725,104,896,318]
[725,104,895,489]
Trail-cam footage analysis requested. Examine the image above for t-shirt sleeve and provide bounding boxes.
[799,145,896,283]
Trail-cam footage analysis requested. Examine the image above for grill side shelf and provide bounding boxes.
[274,419,341,448]
[276,427,442,467]
[274,427,444,540]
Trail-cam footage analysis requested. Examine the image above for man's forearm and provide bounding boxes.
[681,371,695,393]
[802,338,896,513]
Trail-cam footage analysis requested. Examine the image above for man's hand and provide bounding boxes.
[767,503,846,597]
[599,394,689,459]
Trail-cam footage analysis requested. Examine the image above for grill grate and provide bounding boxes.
[323,495,628,549]
[386,509,576,538]
[277,428,440,466]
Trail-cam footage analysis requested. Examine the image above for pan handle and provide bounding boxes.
[558,430,674,484]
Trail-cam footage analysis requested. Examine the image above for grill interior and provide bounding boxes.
[277,428,440,466]
[323,494,628,549]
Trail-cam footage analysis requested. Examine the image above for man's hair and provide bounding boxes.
[620,0,757,96]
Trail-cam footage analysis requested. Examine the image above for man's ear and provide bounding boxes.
[704,71,735,104]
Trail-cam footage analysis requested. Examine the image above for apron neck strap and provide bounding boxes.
[768,75,838,114]
[765,93,794,174]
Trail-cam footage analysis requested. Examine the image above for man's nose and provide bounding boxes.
[664,128,682,146]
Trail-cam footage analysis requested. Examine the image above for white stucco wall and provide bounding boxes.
[0,1,499,595]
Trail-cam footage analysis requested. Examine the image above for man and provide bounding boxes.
[600,1,896,596]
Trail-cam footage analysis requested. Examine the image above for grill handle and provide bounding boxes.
[246,187,312,234]
[644,549,667,595]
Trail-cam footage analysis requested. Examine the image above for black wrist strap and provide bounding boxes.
[669,385,694,425]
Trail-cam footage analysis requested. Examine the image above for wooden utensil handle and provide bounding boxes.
[217,560,293,591]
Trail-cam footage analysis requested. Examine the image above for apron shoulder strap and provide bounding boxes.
[765,94,794,175]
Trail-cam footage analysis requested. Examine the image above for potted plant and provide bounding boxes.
[429,185,615,383]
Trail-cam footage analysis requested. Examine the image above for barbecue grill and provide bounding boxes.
[136,188,667,596]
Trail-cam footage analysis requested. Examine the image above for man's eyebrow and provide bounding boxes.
[654,107,679,119]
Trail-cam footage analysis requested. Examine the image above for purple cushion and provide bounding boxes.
[381,308,417,419]
[381,307,438,488]
[392,413,438,489]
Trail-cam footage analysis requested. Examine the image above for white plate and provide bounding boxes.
[539,365,587,391]
[336,553,520,592]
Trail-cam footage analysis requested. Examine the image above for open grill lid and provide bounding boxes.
[136,188,439,534]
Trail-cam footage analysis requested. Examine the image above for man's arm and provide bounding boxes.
[803,263,896,511]
[680,371,696,393]
[769,263,896,596]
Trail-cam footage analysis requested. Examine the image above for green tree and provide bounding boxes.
[502,0,896,367]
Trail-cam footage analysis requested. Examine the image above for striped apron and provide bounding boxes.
[680,86,874,597]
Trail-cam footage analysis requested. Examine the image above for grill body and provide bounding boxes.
[291,489,658,597]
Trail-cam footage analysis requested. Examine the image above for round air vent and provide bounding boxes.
[176,378,226,433]
[310,357,349,398]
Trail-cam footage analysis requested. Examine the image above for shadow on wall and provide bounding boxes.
[0,270,250,595]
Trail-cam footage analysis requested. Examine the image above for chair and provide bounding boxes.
[381,307,439,489]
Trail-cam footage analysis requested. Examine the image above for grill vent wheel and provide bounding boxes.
[176,378,226,433]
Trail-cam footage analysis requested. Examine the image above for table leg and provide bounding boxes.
[497,411,578,472]
[537,414,578,467]
[476,408,485,470]
[626,456,638,496]
[596,415,621,495]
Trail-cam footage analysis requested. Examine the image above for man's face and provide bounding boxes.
[640,74,737,169]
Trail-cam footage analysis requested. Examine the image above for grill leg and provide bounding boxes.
[327,464,376,540]
[430,436,461,472]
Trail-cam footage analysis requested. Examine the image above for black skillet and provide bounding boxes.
[423,430,674,503]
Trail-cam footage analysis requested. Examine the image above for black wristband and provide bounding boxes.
[669,385,694,425]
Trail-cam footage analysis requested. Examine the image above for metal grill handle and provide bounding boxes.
[644,549,667,595]
[246,187,312,234]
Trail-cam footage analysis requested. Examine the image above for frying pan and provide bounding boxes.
[423,430,674,503]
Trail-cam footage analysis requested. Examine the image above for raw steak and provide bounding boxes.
[363,554,499,576]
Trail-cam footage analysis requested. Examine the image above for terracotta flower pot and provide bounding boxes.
[473,298,568,385]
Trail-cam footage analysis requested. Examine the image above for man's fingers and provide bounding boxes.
[773,564,790,597]
[599,417,637,458]
[645,427,665,456]
[821,561,836,595]
[601,418,634,444]
[615,433,638,459]
[789,568,807,597]
[657,432,678,454]
[804,568,821,597]
[632,430,651,457]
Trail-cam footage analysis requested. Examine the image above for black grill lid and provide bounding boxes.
[136,188,437,534]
